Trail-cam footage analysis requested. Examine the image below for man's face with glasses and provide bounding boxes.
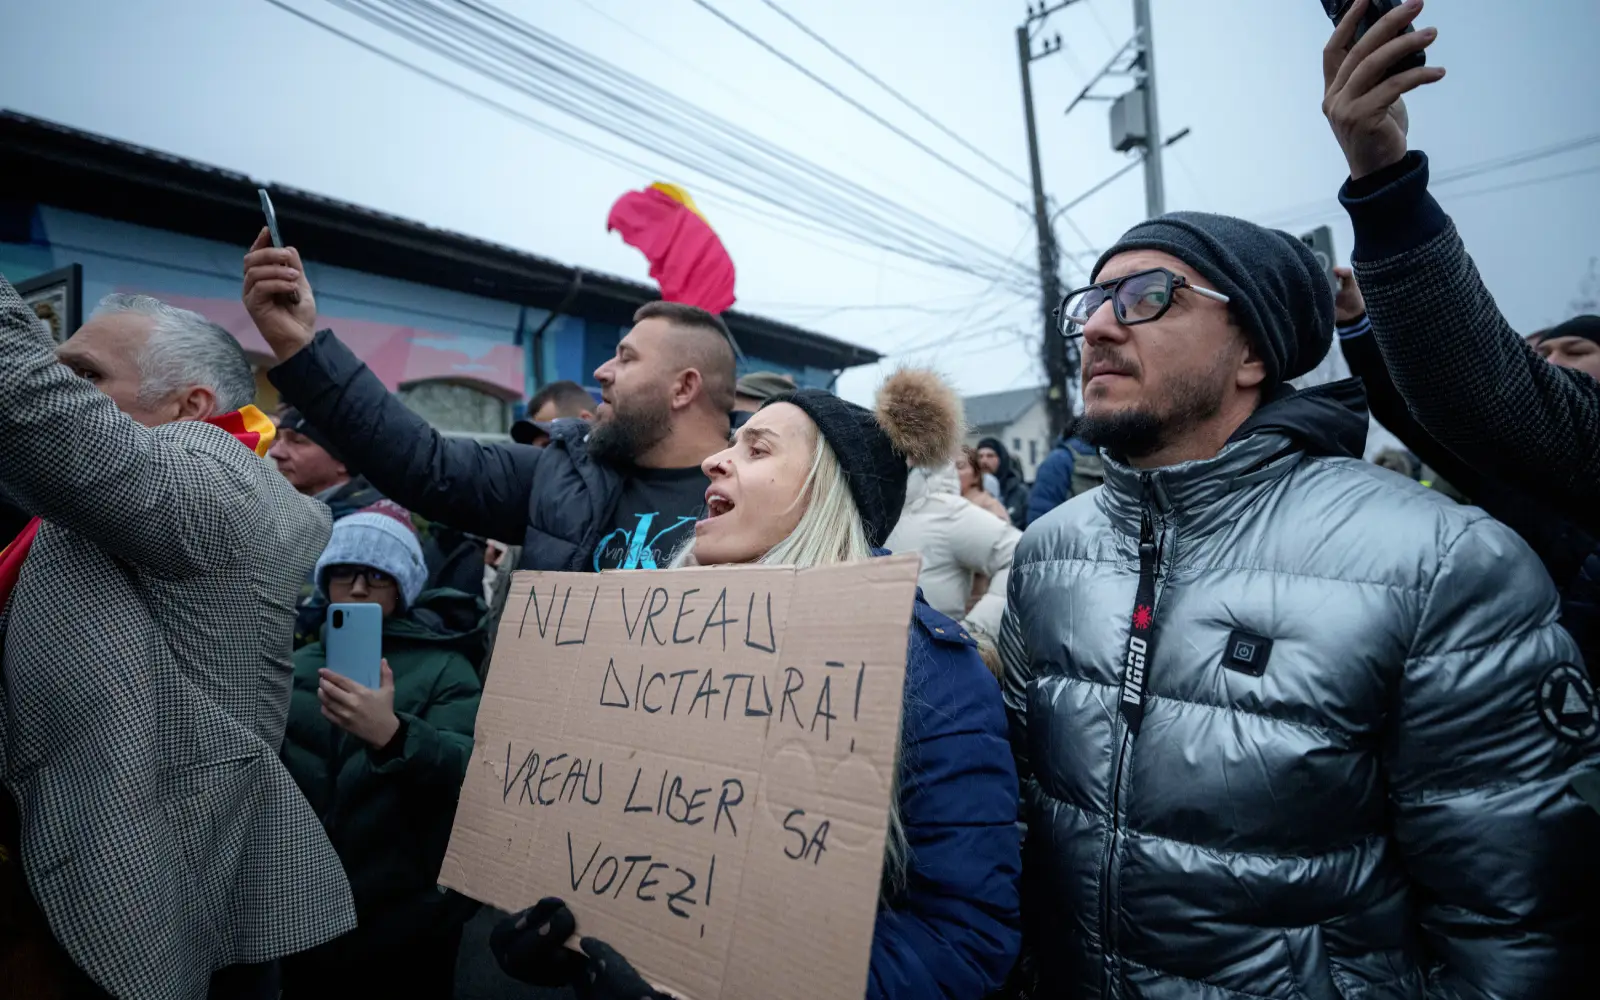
[1063,251,1265,463]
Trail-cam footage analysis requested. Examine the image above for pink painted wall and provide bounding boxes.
[144,292,526,400]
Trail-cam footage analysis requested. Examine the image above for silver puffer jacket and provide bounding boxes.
[1000,382,1600,1000]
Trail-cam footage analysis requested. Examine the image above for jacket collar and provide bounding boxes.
[1098,378,1369,538]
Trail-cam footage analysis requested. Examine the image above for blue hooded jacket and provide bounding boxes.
[1027,436,1095,526]
[867,595,1023,998]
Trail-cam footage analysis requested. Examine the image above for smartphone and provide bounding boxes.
[325,603,382,689]
[258,188,283,248]
[1323,0,1426,79]
[256,188,300,304]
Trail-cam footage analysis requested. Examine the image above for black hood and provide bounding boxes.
[1227,377,1369,460]
[976,436,1021,484]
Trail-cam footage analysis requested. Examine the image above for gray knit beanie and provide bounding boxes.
[1092,211,1334,384]
[314,500,428,612]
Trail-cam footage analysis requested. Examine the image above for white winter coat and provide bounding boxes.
[885,464,1020,636]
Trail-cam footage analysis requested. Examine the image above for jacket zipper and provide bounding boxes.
[1100,474,1164,998]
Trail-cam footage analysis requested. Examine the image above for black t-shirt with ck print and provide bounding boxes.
[590,465,709,571]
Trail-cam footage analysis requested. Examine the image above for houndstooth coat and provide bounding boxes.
[0,275,355,999]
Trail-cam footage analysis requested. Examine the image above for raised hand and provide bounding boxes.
[1321,0,1446,180]
[1333,267,1367,324]
[242,227,318,361]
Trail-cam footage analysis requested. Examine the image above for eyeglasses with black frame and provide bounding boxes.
[326,565,398,590]
[1055,267,1231,339]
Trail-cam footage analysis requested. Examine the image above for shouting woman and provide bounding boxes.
[488,370,1022,999]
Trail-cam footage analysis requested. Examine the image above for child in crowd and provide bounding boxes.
[279,501,485,999]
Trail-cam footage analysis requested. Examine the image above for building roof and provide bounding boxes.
[0,109,881,373]
[964,386,1044,433]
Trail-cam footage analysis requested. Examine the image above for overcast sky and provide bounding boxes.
[4,0,1597,405]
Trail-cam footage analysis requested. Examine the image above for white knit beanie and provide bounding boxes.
[314,500,428,611]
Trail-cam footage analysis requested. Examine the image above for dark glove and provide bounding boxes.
[490,898,674,999]
[489,897,583,986]
[573,937,673,1000]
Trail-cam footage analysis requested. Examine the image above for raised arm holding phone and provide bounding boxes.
[243,230,740,576]
[1323,0,1600,534]
[242,229,541,547]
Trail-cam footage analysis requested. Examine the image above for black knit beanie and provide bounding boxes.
[1093,211,1335,384]
[762,371,963,549]
[1538,314,1600,347]
[277,406,345,463]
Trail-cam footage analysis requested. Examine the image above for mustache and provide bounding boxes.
[1083,346,1140,378]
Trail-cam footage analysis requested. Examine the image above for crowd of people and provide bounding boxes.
[2,2,1598,998]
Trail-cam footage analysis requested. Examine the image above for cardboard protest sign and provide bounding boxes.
[439,556,922,1000]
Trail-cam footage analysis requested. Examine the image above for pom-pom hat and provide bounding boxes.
[763,368,964,548]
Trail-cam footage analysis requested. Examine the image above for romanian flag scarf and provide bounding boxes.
[0,405,275,613]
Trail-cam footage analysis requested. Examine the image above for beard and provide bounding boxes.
[588,385,673,466]
[1078,354,1233,461]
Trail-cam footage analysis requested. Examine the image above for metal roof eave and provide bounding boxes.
[0,109,882,372]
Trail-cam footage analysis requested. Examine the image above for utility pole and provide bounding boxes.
[1017,5,1076,439]
[1018,0,1174,434]
[1131,0,1164,217]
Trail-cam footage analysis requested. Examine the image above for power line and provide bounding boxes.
[365,0,958,270]
[1051,156,1142,223]
[750,0,1028,186]
[702,187,1033,289]
[1054,213,1099,281]
[299,0,1035,289]
[879,287,1038,357]
[386,0,1030,279]
[738,297,1007,317]
[887,321,1031,358]
[1441,162,1600,203]
[261,0,664,180]
[1435,132,1600,185]
[1085,0,1120,51]
[684,0,1029,210]
[268,0,896,274]
[874,223,1041,355]
[1171,145,1212,205]
[568,0,949,221]
[1254,131,1600,231]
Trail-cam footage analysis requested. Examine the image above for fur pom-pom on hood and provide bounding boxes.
[874,367,965,469]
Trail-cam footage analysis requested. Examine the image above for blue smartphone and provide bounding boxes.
[325,603,382,688]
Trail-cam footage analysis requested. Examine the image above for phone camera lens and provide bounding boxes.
[331,609,344,629]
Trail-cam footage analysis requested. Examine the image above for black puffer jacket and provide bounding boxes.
[269,331,622,572]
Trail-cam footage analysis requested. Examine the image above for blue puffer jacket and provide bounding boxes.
[1027,436,1095,526]
[868,596,1023,998]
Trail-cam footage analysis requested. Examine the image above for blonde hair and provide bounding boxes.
[674,426,910,894]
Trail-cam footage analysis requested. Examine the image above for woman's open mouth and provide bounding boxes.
[704,489,736,519]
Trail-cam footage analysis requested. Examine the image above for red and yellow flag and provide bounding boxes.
[607,183,736,314]
[206,404,276,457]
